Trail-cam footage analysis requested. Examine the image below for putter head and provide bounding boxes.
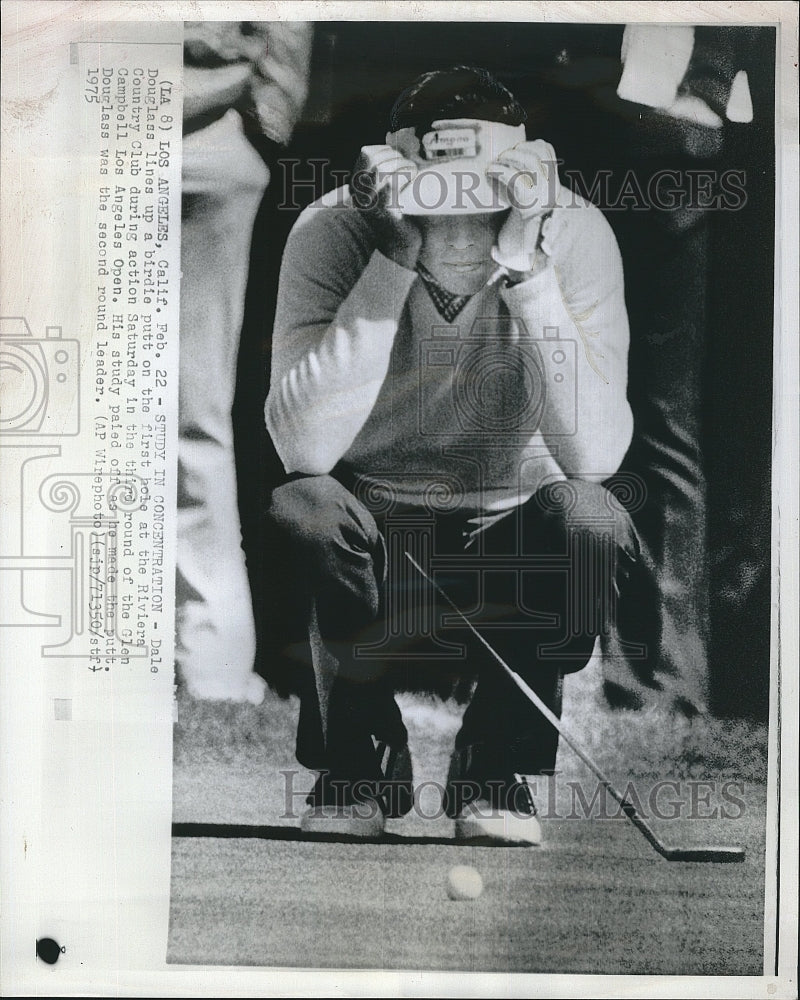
[663,845,746,863]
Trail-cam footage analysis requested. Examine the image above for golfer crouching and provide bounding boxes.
[265,66,639,844]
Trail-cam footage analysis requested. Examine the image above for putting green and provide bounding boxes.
[168,666,768,973]
[168,805,765,973]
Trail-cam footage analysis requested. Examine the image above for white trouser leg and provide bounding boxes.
[175,109,269,702]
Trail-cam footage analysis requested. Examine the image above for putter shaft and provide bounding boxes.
[405,551,745,863]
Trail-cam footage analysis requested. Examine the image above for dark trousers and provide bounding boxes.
[266,474,639,782]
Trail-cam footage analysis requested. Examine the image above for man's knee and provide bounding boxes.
[529,478,639,562]
[267,475,383,564]
[268,475,337,533]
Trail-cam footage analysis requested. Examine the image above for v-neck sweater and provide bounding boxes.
[266,186,633,513]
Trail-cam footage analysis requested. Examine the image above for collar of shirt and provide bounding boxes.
[415,262,473,323]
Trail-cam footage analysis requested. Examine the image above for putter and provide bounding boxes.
[405,551,745,863]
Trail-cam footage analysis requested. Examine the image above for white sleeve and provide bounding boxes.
[265,207,416,475]
[501,201,633,481]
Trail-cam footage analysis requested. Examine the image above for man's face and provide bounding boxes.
[416,212,507,296]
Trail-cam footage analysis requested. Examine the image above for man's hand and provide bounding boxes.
[350,145,422,271]
[488,140,561,275]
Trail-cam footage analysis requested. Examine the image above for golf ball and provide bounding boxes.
[446,865,483,900]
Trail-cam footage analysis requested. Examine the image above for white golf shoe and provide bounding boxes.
[452,775,542,846]
[299,743,413,838]
[299,803,386,838]
[454,799,542,846]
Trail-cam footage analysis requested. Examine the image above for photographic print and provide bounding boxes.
[169,10,783,978]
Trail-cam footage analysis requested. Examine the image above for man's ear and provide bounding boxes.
[386,127,421,160]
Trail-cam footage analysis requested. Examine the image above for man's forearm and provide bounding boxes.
[501,262,632,479]
[266,251,416,475]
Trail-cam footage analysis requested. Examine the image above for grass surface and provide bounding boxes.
[169,816,766,974]
[168,655,769,974]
